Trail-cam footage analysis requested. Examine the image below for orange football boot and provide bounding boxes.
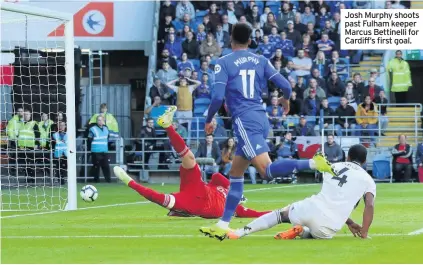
[226,231,241,240]
[274,225,304,240]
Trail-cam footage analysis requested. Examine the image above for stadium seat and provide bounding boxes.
[328,97,341,111]
[189,59,201,70]
[372,153,392,182]
[196,10,208,18]
[172,20,184,32]
[194,98,211,106]
[194,105,208,116]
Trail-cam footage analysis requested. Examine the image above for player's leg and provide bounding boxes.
[113,166,176,209]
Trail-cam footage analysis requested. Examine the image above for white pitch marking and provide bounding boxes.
[408,227,423,235]
[1,184,318,219]
[0,233,408,239]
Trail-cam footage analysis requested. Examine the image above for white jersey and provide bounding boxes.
[309,162,376,231]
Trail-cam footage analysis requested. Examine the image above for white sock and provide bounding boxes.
[217,220,229,229]
[234,210,280,237]
[300,226,312,239]
[309,159,316,169]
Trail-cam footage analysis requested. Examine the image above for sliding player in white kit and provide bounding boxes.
[227,144,376,240]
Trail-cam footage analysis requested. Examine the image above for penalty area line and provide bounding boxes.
[0,233,410,239]
[408,227,423,235]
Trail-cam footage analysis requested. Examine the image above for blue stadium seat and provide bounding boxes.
[372,154,391,181]
[194,105,208,116]
[189,59,201,70]
[173,20,184,32]
[191,118,206,138]
[328,97,341,111]
[196,10,208,18]
[194,97,211,106]
[266,1,280,7]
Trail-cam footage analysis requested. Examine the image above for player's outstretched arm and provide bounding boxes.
[361,192,375,239]
[205,63,227,128]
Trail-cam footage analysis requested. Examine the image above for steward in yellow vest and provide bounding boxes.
[38,113,54,149]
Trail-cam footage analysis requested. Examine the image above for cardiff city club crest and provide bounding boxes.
[83,10,106,35]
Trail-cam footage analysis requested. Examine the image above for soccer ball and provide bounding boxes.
[80,185,98,202]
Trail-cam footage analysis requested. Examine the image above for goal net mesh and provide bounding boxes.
[1,7,71,211]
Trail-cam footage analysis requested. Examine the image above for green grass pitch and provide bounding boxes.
[2,183,423,263]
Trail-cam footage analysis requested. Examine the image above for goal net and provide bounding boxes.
[0,2,77,211]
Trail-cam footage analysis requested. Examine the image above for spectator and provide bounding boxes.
[194,73,212,99]
[292,49,312,79]
[275,31,295,57]
[238,16,253,29]
[322,134,343,163]
[274,132,299,159]
[285,21,302,47]
[6,107,23,144]
[331,12,341,33]
[355,95,379,144]
[388,50,412,104]
[280,61,296,80]
[192,0,210,11]
[312,51,329,77]
[196,24,207,44]
[175,0,195,21]
[215,24,230,49]
[250,29,263,49]
[277,2,295,30]
[166,76,201,131]
[271,48,288,67]
[156,61,178,84]
[335,97,356,136]
[328,50,347,75]
[195,134,222,176]
[311,68,327,90]
[204,55,215,70]
[316,33,335,58]
[374,90,389,135]
[172,120,188,139]
[233,0,246,18]
[289,91,303,116]
[51,121,67,185]
[198,60,215,85]
[269,26,282,46]
[298,0,314,13]
[301,5,316,26]
[361,77,383,102]
[149,78,173,106]
[251,21,264,38]
[137,118,167,170]
[158,48,177,70]
[191,70,198,80]
[314,0,331,15]
[50,111,65,135]
[263,12,278,35]
[392,134,413,182]
[160,0,176,20]
[316,6,330,29]
[247,4,260,24]
[223,1,239,25]
[365,68,382,87]
[199,32,221,60]
[208,3,221,32]
[17,110,40,183]
[88,116,111,182]
[294,76,307,97]
[221,14,233,34]
[344,81,359,103]
[303,78,326,99]
[266,96,283,116]
[182,67,193,79]
[221,137,236,175]
[158,15,175,48]
[260,6,271,27]
[182,31,199,60]
[298,34,316,59]
[345,91,358,112]
[144,96,169,123]
[306,22,320,42]
[268,107,285,133]
[177,54,194,72]
[210,117,228,144]
[294,116,315,136]
[258,35,274,59]
[38,113,53,149]
[321,20,337,41]
[181,13,196,30]
[294,13,307,34]
[178,25,191,42]
[314,98,336,136]
[202,15,214,33]
[352,73,365,100]
[326,72,345,97]
[392,0,406,9]
[302,90,321,117]
[416,141,423,180]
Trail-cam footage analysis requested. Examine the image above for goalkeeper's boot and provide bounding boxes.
[274,225,304,240]
[226,231,241,240]
[199,224,231,241]
[157,106,177,128]
[313,152,336,176]
[113,166,133,186]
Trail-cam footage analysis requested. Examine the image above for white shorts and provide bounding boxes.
[175,110,193,125]
[288,198,338,239]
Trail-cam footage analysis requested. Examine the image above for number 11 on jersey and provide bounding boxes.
[239,69,255,99]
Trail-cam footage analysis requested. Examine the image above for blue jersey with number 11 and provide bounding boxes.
[210,50,291,120]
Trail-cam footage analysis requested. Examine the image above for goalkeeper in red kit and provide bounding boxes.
[113,106,270,219]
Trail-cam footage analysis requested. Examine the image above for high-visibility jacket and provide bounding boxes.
[387,58,412,92]
[89,113,119,137]
[18,121,37,148]
[6,115,22,140]
[89,125,109,153]
[53,132,67,158]
[38,119,54,148]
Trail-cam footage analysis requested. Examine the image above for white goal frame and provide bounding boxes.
[0,2,77,210]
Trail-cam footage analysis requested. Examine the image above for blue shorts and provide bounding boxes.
[232,111,270,161]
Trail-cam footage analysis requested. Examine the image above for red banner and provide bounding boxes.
[0,66,14,85]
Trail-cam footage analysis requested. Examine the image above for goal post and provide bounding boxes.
[0,2,77,211]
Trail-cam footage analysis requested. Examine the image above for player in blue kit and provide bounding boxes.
[199,23,335,240]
